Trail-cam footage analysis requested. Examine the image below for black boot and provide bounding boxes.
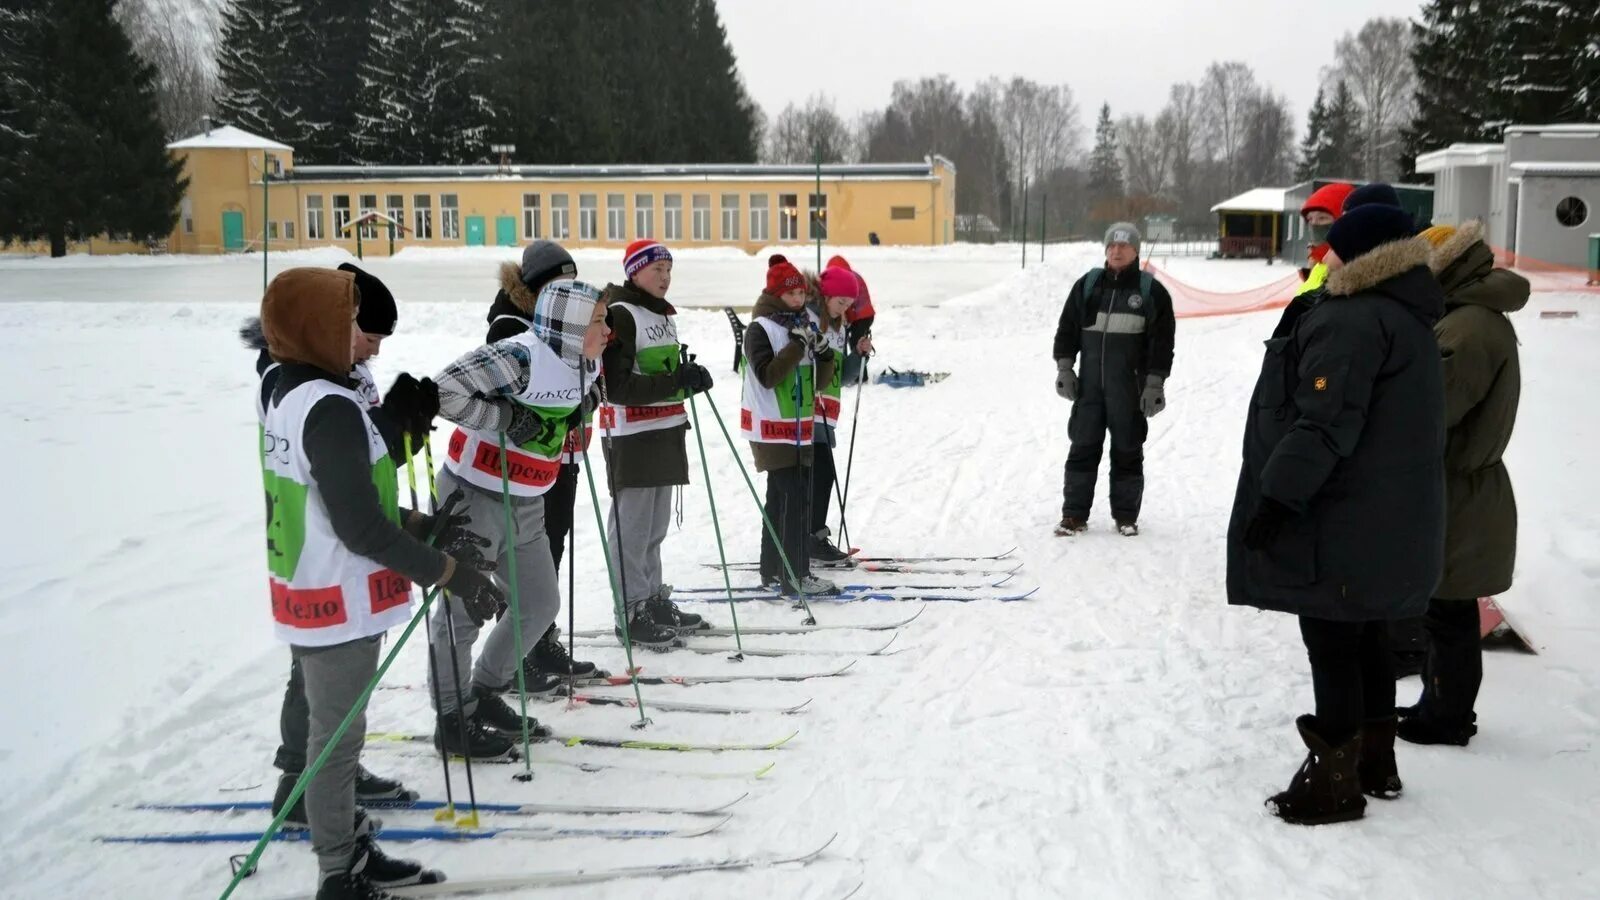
[433,708,515,760]
[271,772,309,828]
[355,834,444,888]
[354,766,418,805]
[649,590,707,634]
[616,601,680,650]
[510,658,565,696]
[1398,713,1476,746]
[1357,717,1403,799]
[527,625,599,678]
[1267,715,1366,825]
[809,527,853,565]
[470,685,551,737]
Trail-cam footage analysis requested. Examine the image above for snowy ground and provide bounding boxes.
[1,244,1596,899]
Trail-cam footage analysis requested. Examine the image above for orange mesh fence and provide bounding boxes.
[1145,262,1302,319]
[1490,246,1600,294]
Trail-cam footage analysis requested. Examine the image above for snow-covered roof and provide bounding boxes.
[1415,143,1506,173]
[1509,162,1600,177]
[1505,124,1600,137]
[167,125,292,152]
[290,161,940,183]
[1210,187,1289,214]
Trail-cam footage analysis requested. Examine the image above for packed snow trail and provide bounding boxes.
[1,244,1597,898]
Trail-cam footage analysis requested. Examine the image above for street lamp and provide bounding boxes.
[491,143,516,173]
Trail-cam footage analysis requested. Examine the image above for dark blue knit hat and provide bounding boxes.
[1343,182,1401,212]
[339,262,396,335]
[1326,204,1416,264]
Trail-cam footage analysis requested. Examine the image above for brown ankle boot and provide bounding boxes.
[1268,715,1367,825]
[1358,716,1403,799]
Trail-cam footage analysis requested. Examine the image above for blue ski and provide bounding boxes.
[97,817,728,845]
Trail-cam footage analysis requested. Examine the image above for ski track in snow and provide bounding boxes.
[0,245,1596,898]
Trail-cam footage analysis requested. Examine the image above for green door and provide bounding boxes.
[222,211,245,252]
[465,215,486,246]
[495,216,517,247]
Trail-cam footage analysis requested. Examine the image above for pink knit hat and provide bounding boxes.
[818,267,860,301]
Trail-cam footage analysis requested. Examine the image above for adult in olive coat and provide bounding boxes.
[1228,202,1446,825]
[1399,220,1528,746]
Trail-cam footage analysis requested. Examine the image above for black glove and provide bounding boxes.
[413,377,440,432]
[443,563,505,627]
[675,361,714,395]
[1243,497,1295,551]
[506,407,553,446]
[419,510,490,560]
[383,374,437,436]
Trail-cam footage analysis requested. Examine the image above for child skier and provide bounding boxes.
[258,266,503,899]
[600,239,716,647]
[241,262,441,828]
[808,265,862,565]
[824,255,876,385]
[429,278,609,758]
[741,255,839,595]
[483,240,604,680]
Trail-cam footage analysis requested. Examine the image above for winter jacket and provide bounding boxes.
[1052,261,1176,406]
[1429,221,1527,598]
[743,291,835,473]
[1227,236,1447,622]
[486,262,538,344]
[600,280,690,489]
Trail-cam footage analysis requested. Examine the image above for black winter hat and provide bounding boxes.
[338,262,397,335]
[1343,182,1401,212]
[1326,204,1416,264]
[520,240,577,291]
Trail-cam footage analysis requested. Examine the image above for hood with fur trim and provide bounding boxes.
[1429,220,1530,315]
[239,315,269,351]
[260,267,357,376]
[493,261,540,317]
[1324,235,1444,325]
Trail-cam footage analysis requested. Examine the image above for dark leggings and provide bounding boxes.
[544,464,579,572]
[811,442,837,535]
[1298,617,1395,744]
[1421,598,1483,721]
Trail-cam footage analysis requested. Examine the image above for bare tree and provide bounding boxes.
[115,0,224,138]
[1239,90,1296,187]
[762,94,852,164]
[1201,61,1260,194]
[1157,82,1208,230]
[1327,17,1416,182]
[1117,113,1171,197]
[986,76,1082,228]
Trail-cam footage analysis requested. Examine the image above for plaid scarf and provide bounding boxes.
[532,279,603,370]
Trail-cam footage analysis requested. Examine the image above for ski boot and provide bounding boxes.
[809,528,854,567]
[1267,715,1366,825]
[433,707,515,760]
[1054,516,1088,536]
[355,834,443,888]
[649,586,708,634]
[526,624,600,679]
[616,601,681,651]
[472,684,552,736]
[355,766,419,806]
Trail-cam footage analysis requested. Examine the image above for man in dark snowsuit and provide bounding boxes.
[1052,222,1176,536]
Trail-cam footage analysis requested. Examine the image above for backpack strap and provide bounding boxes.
[1082,267,1103,301]
[1139,271,1154,299]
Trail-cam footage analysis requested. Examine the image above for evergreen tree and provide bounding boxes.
[677,0,760,162]
[1086,102,1123,226]
[214,0,315,147]
[298,0,376,163]
[1295,87,1329,181]
[1323,81,1362,179]
[0,0,185,256]
[353,0,494,164]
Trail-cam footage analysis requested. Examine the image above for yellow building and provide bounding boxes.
[165,125,956,256]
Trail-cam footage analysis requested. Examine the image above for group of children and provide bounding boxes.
[246,241,875,898]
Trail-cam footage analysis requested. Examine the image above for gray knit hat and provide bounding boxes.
[1104,222,1141,251]
[520,240,577,290]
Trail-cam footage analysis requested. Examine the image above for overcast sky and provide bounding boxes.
[720,0,1426,127]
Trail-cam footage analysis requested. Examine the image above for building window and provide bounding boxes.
[607,193,626,241]
[267,221,279,240]
[890,206,916,220]
[413,194,433,240]
[579,193,598,240]
[663,194,683,241]
[358,193,379,238]
[691,194,711,242]
[809,193,828,239]
[522,193,541,240]
[305,195,324,240]
[441,193,460,240]
[1556,196,1589,228]
[333,195,351,238]
[284,220,295,240]
[385,194,404,239]
[750,193,770,242]
[720,193,740,242]
[634,194,654,239]
[778,193,799,241]
[550,194,570,239]
[181,197,194,234]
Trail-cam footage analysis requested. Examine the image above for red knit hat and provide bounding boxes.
[624,239,672,279]
[825,255,853,272]
[1301,183,1357,220]
[765,254,806,295]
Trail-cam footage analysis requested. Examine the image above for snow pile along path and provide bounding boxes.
[0,252,1596,898]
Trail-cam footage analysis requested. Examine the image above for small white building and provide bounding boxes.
[1417,124,1600,268]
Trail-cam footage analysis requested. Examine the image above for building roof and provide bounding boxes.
[1510,161,1600,177]
[288,160,943,184]
[167,125,292,152]
[1504,124,1600,137]
[1414,143,1506,173]
[1210,187,1289,214]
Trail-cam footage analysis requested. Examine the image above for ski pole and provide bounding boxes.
[698,389,816,625]
[837,353,868,547]
[495,432,537,782]
[682,345,745,660]
[795,320,815,599]
[423,438,483,827]
[403,433,456,823]
[586,373,649,727]
[566,467,578,703]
